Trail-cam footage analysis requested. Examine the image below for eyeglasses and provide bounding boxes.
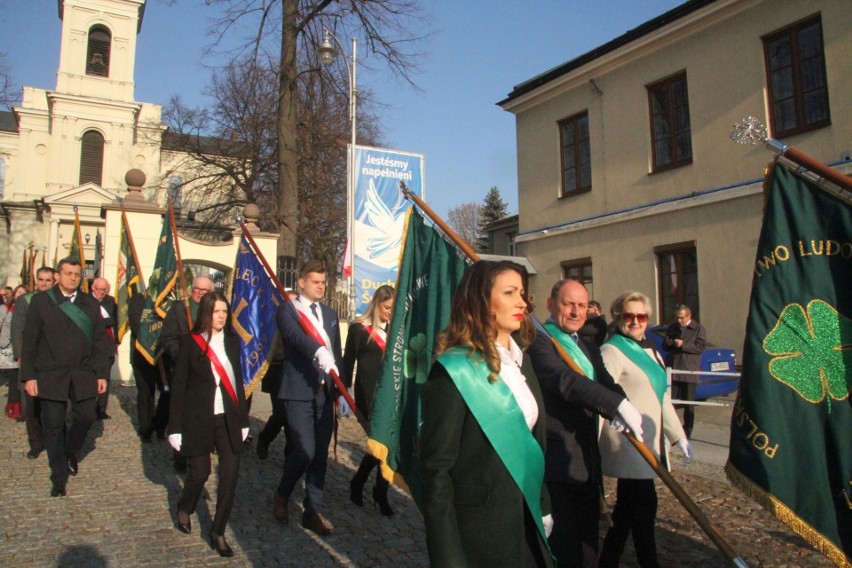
[623,312,648,323]
[192,287,213,293]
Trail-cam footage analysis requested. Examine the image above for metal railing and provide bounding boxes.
[668,368,742,407]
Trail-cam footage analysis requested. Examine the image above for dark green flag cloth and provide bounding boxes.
[725,161,852,567]
[136,213,179,365]
[115,212,146,343]
[367,208,470,507]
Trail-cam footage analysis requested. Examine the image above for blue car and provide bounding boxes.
[645,325,739,400]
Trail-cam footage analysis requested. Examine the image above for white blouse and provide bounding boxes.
[205,331,237,416]
[496,339,538,431]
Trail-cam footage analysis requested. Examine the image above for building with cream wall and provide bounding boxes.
[0,0,240,287]
[499,0,851,359]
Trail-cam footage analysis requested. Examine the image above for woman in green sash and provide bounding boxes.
[421,261,553,567]
[597,291,693,568]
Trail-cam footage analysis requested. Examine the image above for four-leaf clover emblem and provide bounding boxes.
[764,299,852,403]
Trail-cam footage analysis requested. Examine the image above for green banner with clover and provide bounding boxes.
[726,162,852,566]
[367,208,470,507]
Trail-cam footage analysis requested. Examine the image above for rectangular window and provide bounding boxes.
[647,72,692,172]
[506,231,517,256]
[656,242,699,323]
[763,15,830,138]
[558,111,591,197]
[561,257,594,301]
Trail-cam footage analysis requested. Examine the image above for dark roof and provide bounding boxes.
[484,213,519,231]
[499,0,718,105]
[0,110,17,132]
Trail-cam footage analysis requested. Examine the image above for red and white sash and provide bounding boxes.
[192,333,239,413]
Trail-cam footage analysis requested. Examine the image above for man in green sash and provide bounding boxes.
[20,258,113,497]
[527,279,643,568]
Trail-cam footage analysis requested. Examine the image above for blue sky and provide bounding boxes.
[1,0,684,217]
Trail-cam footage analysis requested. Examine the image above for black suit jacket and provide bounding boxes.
[168,331,249,456]
[161,300,195,371]
[275,300,346,401]
[527,331,626,485]
[421,355,552,567]
[20,287,113,402]
[93,293,118,341]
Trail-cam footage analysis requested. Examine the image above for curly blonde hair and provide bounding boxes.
[434,261,534,382]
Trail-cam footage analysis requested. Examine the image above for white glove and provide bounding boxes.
[337,395,351,418]
[677,437,694,466]
[611,399,644,443]
[314,346,339,376]
[542,514,554,538]
[241,428,249,442]
[168,433,182,452]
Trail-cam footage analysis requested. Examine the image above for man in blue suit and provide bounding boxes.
[272,261,348,536]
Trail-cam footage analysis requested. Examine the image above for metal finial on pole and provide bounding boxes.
[730,115,851,192]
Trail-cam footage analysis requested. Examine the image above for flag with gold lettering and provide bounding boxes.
[228,233,284,396]
[725,161,852,566]
[367,208,471,505]
[136,211,179,365]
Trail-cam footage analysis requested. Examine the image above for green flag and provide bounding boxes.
[115,212,146,343]
[136,212,179,365]
[725,161,852,566]
[367,208,470,506]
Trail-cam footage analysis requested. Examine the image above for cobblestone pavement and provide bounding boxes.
[0,384,833,567]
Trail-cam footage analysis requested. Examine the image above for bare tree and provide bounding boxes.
[447,202,480,251]
[0,52,17,109]
[202,0,429,261]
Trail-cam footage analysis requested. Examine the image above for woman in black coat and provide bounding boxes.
[420,261,554,567]
[345,285,395,515]
[168,291,249,557]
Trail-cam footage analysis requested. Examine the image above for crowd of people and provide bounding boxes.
[2,257,701,565]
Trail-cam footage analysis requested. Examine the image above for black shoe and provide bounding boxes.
[349,478,365,507]
[67,455,78,476]
[256,438,269,460]
[176,506,192,534]
[372,485,394,516]
[209,532,234,557]
[27,448,42,460]
[50,480,67,497]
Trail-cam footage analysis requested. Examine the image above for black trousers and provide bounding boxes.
[40,392,97,484]
[178,415,241,536]
[598,478,660,568]
[134,359,166,434]
[548,480,600,568]
[2,368,20,404]
[672,380,697,438]
[23,388,43,453]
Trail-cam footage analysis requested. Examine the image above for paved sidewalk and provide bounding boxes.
[0,384,833,567]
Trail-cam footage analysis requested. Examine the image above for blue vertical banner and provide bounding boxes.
[352,145,424,315]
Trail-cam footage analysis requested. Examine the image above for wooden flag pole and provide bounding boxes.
[236,221,368,432]
[399,181,749,567]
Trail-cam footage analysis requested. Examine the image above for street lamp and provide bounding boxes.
[317,27,357,319]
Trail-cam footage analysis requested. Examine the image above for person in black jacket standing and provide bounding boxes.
[345,285,395,515]
[169,291,249,557]
[20,258,113,497]
[526,279,643,568]
[90,278,118,420]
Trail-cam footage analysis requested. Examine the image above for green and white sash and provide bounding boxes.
[48,291,93,343]
[437,347,547,541]
[605,334,666,406]
[544,320,595,381]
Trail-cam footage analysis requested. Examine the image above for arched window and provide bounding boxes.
[168,175,184,217]
[86,26,111,77]
[79,130,105,185]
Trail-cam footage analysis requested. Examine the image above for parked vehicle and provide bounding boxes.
[645,324,739,400]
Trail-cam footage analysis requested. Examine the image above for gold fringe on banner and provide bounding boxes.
[366,438,412,495]
[725,462,851,568]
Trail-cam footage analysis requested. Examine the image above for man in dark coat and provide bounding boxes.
[527,279,643,568]
[664,305,706,438]
[20,258,113,497]
[271,261,347,536]
[90,277,118,419]
[11,266,55,459]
